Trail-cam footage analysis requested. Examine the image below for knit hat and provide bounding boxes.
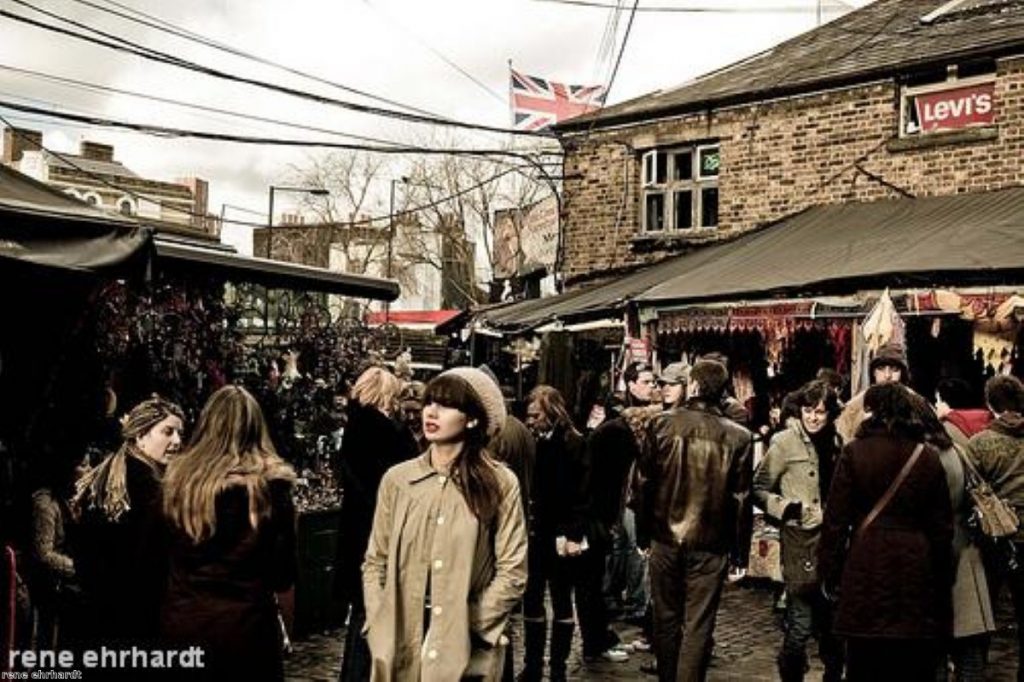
[659,362,691,385]
[869,342,909,377]
[438,366,507,437]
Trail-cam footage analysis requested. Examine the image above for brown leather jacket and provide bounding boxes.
[635,399,754,566]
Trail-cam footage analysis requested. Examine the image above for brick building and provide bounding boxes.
[555,0,1024,284]
[2,126,211,233]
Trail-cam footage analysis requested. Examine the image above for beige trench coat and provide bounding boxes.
[362,451,528,682]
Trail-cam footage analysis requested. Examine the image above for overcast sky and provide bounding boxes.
[0,0,870,226]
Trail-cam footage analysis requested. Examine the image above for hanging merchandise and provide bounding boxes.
[853,290,906,396]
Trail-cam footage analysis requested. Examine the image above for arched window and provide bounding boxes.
[118,198,135,216]
[83,192,102,207]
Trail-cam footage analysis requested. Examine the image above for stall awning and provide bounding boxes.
[0,165,151,273]
[638,186,1024,305]
[154,236,400,300]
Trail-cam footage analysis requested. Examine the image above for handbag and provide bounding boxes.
[957,447,1020,539]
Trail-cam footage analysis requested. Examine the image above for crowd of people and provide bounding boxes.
[11,342,1024,682]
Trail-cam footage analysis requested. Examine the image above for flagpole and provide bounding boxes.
[507,58,516,151]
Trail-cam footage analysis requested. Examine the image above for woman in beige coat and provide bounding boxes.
[362,367,528,682]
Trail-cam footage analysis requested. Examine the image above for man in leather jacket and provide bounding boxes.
[635,359,754,682]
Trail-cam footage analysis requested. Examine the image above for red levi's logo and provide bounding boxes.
[914,82,995,133]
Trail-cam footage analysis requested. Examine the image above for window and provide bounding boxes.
[641,144,719,232]
[118,198,135,216]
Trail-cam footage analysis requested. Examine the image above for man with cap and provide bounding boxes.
[836,341,910,442]
[658,362,691,410]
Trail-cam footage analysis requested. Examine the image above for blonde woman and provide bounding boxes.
[338,366,419,682]
[161,385,296,680]
[73,395,184,648]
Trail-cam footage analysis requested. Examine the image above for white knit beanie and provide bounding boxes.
[439,366,507,437]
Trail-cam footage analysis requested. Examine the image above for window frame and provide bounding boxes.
[641,143,719,234]
[899,72,996,138]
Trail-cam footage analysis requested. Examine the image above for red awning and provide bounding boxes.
[365,310,462,326]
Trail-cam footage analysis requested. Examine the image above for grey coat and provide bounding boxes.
[936,446,995,638]
[753,420,830,530]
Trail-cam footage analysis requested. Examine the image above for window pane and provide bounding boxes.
[701,187,719,228]
[645,193,665,232]
[699,147,720,177]
[655,152,668,184]
[674,190,693,230]
[672,151,693,181]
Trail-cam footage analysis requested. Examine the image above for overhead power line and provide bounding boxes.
[531,0,854,12]
[62,0,448,120]
[0,115,545,231]
[0,99,562,161]
[0,7,549,138]
[0,64,414,149]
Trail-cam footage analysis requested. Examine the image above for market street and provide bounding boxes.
[285,581,1022,681]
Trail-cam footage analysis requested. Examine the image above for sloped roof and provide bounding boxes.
[479,185,1024,331]
[44,150,140,179]
[559,0,1024,131]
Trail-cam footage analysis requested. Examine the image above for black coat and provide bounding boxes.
[74,454,168,647]
[161,475,296,681]
[818,432,954,639]
[587,417,640,536]
[335,401,419,610]
[531,425,591,543]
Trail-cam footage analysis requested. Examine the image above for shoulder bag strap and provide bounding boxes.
[954,444,983,488]
[855,443,925,540]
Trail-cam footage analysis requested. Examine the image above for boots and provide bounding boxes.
[777,650,808,682]
[519,618,546,682]
[549,620,575,682]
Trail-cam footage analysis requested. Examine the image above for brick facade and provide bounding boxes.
[560,55,1024,284]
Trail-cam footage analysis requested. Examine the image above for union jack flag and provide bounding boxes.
[510,68,607,131]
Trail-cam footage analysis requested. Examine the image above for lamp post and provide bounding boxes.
[266,185,329,260]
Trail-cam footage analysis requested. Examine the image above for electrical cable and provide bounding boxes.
[0,115,542,230]
[0,7,551,138]
[63,0,449,120]
[530,0,855,13]
[0,98,562,161]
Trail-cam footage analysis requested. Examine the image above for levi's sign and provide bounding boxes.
[913,82,995,133]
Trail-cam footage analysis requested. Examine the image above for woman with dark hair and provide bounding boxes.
[161,385,297,680]
[521,384,594,681]
[72,395,184,649]
[362,367,527,682]
[818,383,954,681]
[909,392,994,681]
[753,380,843,682]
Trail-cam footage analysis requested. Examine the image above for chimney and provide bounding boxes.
[2,127,43,164]
[80,141,114,162]
[178,177,210,232]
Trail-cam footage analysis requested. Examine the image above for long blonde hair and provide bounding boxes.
[73,395,184,522]
[163,385,295,544]
[351,366,402,416]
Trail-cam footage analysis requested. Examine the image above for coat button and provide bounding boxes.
[433,605,443,616]
[428,649,438,660]
[808,471,816,477]
[433,559,443,570]
[437,516,445,525]
[438,476,447,484]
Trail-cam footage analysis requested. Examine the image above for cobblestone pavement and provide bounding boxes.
[284,580,1020,681]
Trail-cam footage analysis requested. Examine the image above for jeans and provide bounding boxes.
[781,586,843,679]
[604,509,649,618]
[649,541,728,682]
[935,635,987,682]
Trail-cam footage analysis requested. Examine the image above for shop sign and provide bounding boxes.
[911,81,995,133]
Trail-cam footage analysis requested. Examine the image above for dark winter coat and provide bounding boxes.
[161,467,297,681]
[488,415,535,520]
[531,425,591,543]
[587,416,641,539]
[335,401,419,610]
[818,431,954,639]
[74,454,168,647]
[967,413,1024,542]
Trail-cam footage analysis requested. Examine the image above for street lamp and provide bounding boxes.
[266,185,329,260]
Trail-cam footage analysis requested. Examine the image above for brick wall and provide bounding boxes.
[561,55,1024,283]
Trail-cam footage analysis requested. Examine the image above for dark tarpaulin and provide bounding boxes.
[0,165,152,274]
[637,186,1024,305]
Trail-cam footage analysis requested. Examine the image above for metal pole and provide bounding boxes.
[385,178,396,323]
[266,188,276,259]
